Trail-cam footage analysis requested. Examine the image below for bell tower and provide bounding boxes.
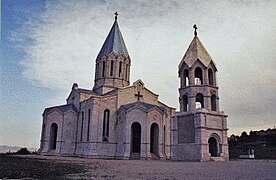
[172,25,229,161]
[93,12,131,94]
[178,24,219,113]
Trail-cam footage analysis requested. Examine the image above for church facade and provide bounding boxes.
[39,14,229,161]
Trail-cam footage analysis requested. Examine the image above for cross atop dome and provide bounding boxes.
[114,11,118,21]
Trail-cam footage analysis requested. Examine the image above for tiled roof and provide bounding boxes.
[97,20,129,59]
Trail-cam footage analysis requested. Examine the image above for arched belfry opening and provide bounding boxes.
[150,123,159,156]
[195,93,204,109]
[131,122,141,154]
[208,137,219,157]
[211,94,217,111]
[208,69,214,85]
[195,67,203,85]
[50,123,58,150]
[183,69,189,87]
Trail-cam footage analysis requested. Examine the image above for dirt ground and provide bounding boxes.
[1,154,276,179]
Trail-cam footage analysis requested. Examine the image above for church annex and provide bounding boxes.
[39,13,229,161]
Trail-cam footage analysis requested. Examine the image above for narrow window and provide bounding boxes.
[211,95,217,111]
[110,61,114,76]
[208,69,214,85]
[50,123,58,150]
[102,109,110,141]
[87,109,91,141]
[163,126,166,153]
[183,69,189,87]
[119,61,122,77]
[80,111,84,142]
[96,63,99,77]
[183,95,188,111]
[195,67,203,85]
[196,93,204,109]
[125,64,128,80]
[102,61,106,77]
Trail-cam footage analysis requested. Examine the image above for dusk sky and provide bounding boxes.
[1,0,275,149]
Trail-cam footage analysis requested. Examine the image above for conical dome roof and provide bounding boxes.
[97,20,129,59]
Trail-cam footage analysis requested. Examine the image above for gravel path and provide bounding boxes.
[4,155,276,179]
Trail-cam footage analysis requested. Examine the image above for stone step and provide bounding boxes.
[210,157,225,161]
[150,153,159,160]
[130,153,140,160]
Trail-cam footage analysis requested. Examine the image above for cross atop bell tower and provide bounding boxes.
[193,24,197,36]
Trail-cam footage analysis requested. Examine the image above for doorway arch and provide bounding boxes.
[150,123,159,155]
[208,137,218,157]
[131,122,141,154]
[50,123,58,150]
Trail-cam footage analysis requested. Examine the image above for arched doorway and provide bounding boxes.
[208,137,218,157]
[150,123,159,155]
[50,123,58,150]
[131,122,141,154]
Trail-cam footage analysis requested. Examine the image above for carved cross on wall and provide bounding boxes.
[135,91,143,101]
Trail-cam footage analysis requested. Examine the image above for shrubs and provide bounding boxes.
[1,147,38,155]
[15,148,31,155]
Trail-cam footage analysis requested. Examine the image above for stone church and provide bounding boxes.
[39,13,229,161]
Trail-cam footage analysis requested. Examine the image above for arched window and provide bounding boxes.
[211,95,217,111]
[196,93,204,109]
[87,109,91,141]
[110,61,114,76]
[183,95,188,111]
[195,67,203,85]
[183,69,189,86]
[102,109,110,141]
[102,61,106,77]
[208,69,214,85]
[80,111,84,142]
[119,61,122,77]
[50,123,58,150]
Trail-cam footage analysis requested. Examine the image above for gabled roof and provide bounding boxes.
[179,36,216,69]
[44,104,78,115]
[119,101,165,114]
[96,20,129,59]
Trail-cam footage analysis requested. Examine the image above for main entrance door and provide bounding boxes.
[208,137,218,157]
[131,122,141,154]
[150,123,159,155]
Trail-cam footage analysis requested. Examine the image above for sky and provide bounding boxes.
[1,0,275,149]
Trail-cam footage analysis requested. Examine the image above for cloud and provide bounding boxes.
[10,0,276,134]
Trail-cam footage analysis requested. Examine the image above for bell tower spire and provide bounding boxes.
[93,12,131,94]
